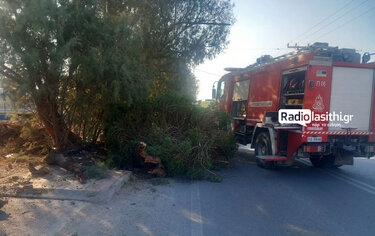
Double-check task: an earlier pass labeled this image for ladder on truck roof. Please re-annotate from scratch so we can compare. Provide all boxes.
[224,42,363,73]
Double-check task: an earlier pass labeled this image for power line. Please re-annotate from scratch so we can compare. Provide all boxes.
[310,5,375,43]
[298,0,370,44]
[229,47,287,51]
[195,69,222,77]
[289,0,355,44]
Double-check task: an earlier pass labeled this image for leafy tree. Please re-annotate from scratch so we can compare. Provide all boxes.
[0,0,234,152]
[126,0,235,95]
[0,0,146,150]
[0,0,79,151]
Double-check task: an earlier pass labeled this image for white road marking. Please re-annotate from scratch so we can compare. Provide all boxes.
[297,159,375,196]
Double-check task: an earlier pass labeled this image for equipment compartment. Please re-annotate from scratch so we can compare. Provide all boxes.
[280,67,307,109]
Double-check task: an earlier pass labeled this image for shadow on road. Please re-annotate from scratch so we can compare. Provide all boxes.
[0,210,10,221]
[231,147,338,180]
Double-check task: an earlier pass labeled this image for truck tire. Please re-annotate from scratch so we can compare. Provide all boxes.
[255,132,274,168]
[309,157,323,167]
[309,155,341,168]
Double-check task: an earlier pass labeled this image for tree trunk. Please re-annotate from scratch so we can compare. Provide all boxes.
[35,96,81,152]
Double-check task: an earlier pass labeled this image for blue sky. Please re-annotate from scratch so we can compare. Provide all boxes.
[195,0,375,100]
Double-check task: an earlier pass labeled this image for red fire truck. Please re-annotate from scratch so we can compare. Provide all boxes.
[213,43,375,168]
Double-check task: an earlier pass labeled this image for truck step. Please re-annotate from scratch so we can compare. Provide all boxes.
[256,155,287,161]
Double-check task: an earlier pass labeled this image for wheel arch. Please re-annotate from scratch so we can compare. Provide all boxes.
[251,124,277,155]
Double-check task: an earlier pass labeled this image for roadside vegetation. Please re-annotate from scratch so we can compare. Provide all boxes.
[105,92,237,179]
[0,0,237,179]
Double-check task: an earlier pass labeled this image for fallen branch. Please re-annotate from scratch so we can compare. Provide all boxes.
[137,142,166,177]
[44,152,88,183]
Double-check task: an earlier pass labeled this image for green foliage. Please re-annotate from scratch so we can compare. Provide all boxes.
[198,100,215,108]
[127,0,235,65]
[126,0,235,95]
[150,178,170,186]
[5,153,28,163]
[0,0,149,149]
[105,92,237,179]
[86,161,109,179]
[0,0,234,152]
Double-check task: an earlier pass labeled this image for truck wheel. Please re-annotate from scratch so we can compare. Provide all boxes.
[309,155,341,168]
[309,157,323,167]
[255,132,274,168]
[326,154,343,168]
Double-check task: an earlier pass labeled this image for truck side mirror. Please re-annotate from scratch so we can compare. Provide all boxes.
[212,88,216,99]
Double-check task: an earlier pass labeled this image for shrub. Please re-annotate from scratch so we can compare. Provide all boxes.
[104,91,237,179]
[86,161,109,179]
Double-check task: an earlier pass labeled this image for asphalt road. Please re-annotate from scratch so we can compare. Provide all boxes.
[186,146,375,236]
[133,145,375,236]
[3,146,375,235]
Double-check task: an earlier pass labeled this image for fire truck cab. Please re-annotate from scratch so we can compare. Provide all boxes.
[214,43,375,168]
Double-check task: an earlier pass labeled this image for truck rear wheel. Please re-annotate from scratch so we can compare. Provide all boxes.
[255,132,274,168]
[309,155,341,168]
[309,157,323,167]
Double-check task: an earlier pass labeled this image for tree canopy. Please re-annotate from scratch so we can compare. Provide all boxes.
[0,0,234,151]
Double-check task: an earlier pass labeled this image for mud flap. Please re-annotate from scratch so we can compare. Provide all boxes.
[334,149,354,165]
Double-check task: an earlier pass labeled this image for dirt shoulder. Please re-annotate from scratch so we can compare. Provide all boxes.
[0,154,94,197]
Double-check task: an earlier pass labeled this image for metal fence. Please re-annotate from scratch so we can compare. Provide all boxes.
[0,88,10,120]
[0,87,32,120]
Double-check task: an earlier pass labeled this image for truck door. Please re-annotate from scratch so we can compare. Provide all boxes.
[329,67,374,131]
[231,79,250,135]
[216,79,227,110]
